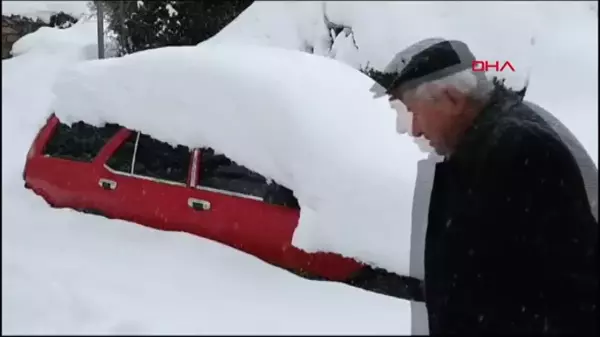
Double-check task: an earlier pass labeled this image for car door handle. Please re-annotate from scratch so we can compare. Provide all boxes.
[188,198,211,211]
[99,178,117,191]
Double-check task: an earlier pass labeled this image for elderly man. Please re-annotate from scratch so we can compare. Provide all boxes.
[371,39,598,334]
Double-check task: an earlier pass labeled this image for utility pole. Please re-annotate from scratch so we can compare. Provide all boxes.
[96,1,105,59]
[119,0,127,54]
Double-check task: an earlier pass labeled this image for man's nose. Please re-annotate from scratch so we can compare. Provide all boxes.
[411,116,423,137]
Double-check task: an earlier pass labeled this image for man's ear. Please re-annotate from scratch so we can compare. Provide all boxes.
[444,87,467,113]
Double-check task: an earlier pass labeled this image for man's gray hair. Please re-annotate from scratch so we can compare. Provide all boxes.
[412,69,494,103]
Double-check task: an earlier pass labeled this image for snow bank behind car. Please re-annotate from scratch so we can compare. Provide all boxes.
[51,43,429,277]
[1,0,91,23]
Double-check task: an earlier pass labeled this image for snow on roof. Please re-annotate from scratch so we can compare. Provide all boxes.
[51,43,429,276]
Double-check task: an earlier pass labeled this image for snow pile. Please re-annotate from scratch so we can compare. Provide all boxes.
[2,16,416,335]
[2,1,117,60]
[1,0,91,22]
[9,19,99,58]
[51,44,427,276]
[210,1,598,164]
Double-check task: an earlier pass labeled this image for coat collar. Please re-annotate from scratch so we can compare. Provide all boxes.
[444,86,519,164]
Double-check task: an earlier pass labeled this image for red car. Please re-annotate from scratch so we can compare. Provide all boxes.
[24,114,423,300]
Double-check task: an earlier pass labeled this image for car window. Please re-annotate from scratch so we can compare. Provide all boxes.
[197,148,300,209]
[106,131,192,185]
[106,132,136,173]
[43,121,121,162]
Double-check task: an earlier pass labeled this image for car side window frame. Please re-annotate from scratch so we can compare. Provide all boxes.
[193,147,264,201]
[195,179,264,201]
[103,131,193,187]
[189,148,201,188]
[193,147,300,209]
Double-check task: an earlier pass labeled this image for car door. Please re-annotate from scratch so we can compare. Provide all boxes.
[186,147,304,268]
[29,117,122,211]
[94,130,202,232]
[189,147,364,279]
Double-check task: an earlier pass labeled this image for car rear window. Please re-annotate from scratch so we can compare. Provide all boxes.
[106,131,191,185]
[43,120,121,162]
[197,148,300,209]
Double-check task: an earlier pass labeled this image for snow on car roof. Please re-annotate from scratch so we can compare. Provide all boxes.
[51,43,429,277]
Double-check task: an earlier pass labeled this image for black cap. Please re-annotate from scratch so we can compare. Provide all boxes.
[370,38,479,98]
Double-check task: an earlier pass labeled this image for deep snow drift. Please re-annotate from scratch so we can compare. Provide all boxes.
[210,1,598,165]
[51,44,427,277]
[2,18,415,335]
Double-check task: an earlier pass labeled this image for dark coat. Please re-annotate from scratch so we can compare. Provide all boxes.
[424,86,598,334]
[523,100,598,222]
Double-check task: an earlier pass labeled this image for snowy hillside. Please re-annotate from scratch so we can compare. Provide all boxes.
[210,1,598,164]
[2,16,418,336]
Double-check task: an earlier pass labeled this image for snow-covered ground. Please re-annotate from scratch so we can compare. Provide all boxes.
[2,11,417,337]
[2,189,412,334]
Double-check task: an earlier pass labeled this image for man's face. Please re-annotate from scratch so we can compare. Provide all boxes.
[390,84,466,155]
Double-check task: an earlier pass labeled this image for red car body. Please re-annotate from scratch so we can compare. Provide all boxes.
[23,114,363,281]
